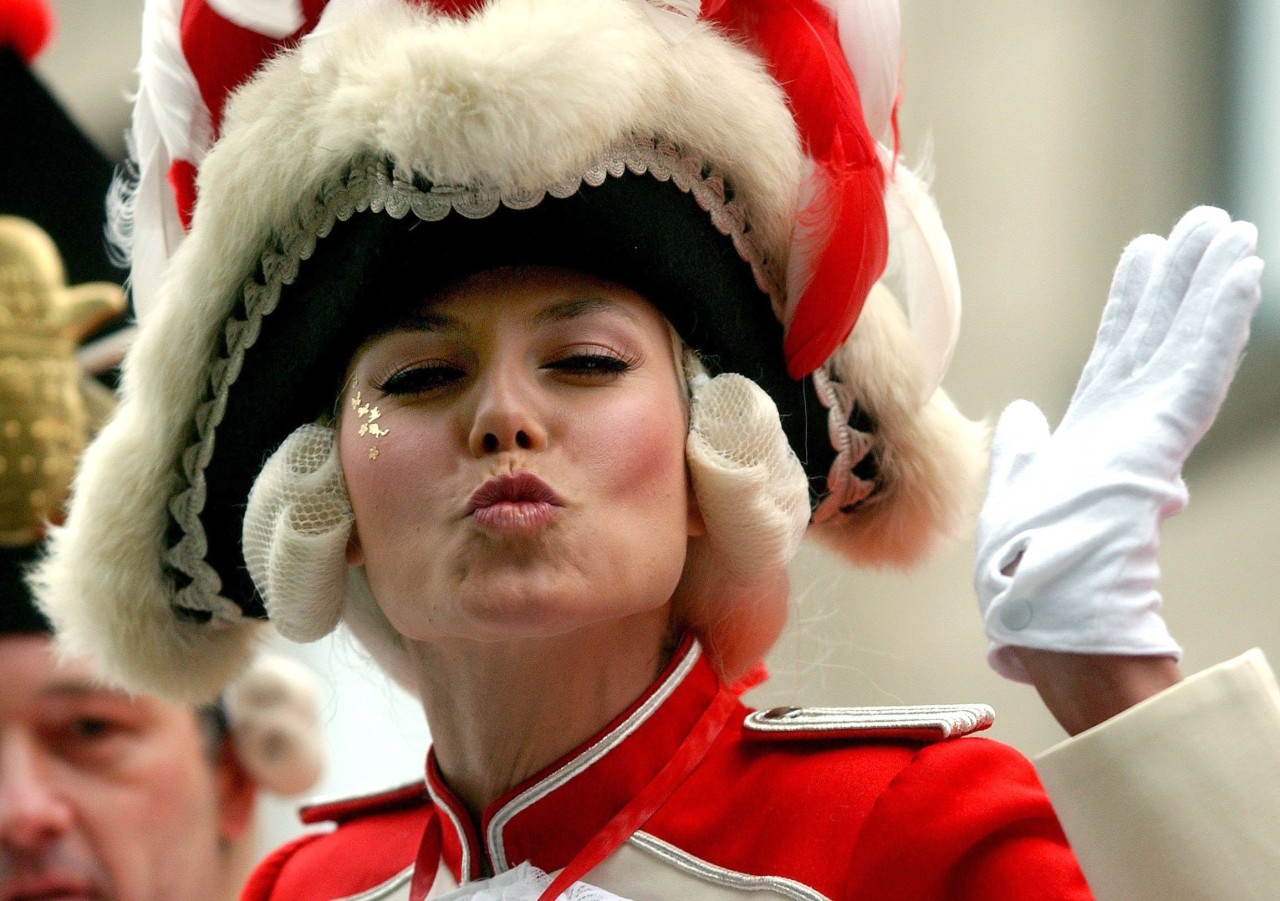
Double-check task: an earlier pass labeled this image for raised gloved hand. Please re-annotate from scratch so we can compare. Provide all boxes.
[975,207,1264,682]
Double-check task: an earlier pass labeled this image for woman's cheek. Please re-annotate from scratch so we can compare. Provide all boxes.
[340,419,406,528]
[592,401,688,503]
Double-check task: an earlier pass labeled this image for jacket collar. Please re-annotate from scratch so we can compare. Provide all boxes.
[424,635,720,882]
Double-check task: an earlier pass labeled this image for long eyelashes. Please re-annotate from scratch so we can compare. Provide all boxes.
[545,352,635,376]
[373,352,637,396]
[376,364,464,395]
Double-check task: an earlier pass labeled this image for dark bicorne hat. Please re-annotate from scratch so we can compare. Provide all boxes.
[34,0,985,700]
[1,0,127,635]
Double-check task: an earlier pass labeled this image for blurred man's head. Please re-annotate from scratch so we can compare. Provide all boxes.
[0,632,256,901]
[0,21,318,898]
[0,155,256,901]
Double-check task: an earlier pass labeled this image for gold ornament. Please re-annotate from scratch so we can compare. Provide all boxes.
[0,217,125,546]
[350,389,389,461]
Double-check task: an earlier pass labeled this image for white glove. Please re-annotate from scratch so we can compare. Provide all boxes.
[975,207,1264,682]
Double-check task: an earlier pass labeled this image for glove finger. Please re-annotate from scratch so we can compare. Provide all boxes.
[1209,256,1266,355]
[1072,233,1164,406]
[1128,206,1231,374]
[987,399,1051,490]
[1176,256,1264,442]
[1156,220,1258,365]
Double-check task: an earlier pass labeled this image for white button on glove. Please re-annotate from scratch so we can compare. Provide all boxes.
[975,207,1264,682]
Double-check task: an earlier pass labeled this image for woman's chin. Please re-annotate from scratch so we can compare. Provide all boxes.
[393,591,668,648]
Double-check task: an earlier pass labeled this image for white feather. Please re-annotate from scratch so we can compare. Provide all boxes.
[206,0,305,39]
[129,0,211,320]
[137,0,210,170]
[127,109,189,321]
[816,0,901,143]
[877,142,961,402]
[103,145,137,272]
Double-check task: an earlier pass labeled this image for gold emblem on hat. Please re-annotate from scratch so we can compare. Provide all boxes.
[0,217,125,546]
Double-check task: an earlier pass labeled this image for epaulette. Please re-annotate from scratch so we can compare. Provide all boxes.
[743,704,995,744]
[299,779,430,826]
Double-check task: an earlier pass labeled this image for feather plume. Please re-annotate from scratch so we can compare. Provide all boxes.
[713,0,888,379]
[816,0,900,145]
[878,142,961,402]
[103,137,138,272]
[126,0,209,320]
[204,0,305,39]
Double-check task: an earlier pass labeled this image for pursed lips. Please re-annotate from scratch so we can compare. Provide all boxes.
[465,471,564,513]
[465,472,564,532]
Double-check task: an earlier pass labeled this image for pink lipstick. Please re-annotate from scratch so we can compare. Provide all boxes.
[465,472,562,532]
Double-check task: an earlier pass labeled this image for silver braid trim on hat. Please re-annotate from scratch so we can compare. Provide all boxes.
[810,362,876,524]
[162,137,784,621]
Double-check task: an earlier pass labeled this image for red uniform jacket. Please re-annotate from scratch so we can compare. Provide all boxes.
[243,640,1093,900]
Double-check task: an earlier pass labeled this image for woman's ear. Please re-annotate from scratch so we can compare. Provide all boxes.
[215,737,258,841]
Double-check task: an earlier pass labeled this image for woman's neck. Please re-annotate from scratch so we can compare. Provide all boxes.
[408,608,673,823]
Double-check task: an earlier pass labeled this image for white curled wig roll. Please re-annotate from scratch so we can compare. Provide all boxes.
[243,422,419,691]
[33,0,985,701]
[680,356,811,680]
[242,423,352,642]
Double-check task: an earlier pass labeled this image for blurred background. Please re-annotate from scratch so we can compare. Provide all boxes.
[28,0,1279,861]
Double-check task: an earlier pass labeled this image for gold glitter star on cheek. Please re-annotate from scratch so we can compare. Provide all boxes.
[350,389,388,460]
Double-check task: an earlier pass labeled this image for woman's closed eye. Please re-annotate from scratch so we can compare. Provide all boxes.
[545,352,636,378]
[370,348,637,396]
[376,362,466,395]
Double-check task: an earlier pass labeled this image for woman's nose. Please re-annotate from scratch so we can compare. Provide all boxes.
[467,368,548,457]
[0,735,75,851]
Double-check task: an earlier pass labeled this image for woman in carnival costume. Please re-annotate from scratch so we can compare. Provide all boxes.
[30,0,1279,898]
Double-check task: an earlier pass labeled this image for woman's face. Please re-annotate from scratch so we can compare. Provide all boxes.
[340,266,699,645]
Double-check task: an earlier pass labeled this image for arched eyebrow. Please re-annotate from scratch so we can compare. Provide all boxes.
[381,311,461,335]
[381,296,640,336]
[533,296,642,327]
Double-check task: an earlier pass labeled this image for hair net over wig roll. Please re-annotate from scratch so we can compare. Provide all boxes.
[34,0,985,701]
[243,423,351,643]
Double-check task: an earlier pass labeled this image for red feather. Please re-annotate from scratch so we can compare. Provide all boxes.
[0,0,54,63]
[712,0,889,378]
[168,159,199,231]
